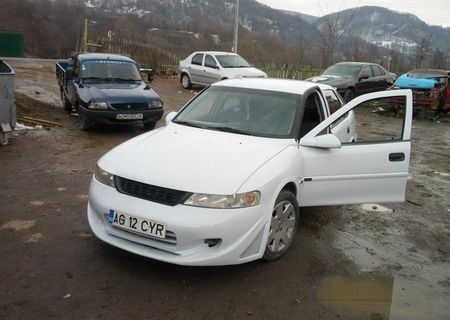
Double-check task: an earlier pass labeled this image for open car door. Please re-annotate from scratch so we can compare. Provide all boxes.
[299,89,413,206]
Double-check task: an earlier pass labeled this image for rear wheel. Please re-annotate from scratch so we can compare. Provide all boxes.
[263,190,299,261]
[181,74,191,89]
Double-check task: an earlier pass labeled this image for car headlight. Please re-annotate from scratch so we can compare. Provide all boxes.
[88,102,108,110]
[184,191,260,209]
[94,165,115,187]
[149,100,163,108]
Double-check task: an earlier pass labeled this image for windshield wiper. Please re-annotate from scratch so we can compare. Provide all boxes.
[105,77,141,82]
[173,120,209,129]
[209,126,256,136]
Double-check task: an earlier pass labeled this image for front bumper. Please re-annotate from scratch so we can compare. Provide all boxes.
[80,106,164,125]
[87,178,270,266]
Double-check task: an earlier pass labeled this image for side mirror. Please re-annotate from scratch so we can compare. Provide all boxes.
[300,133,342,149]
[165,111,177,125]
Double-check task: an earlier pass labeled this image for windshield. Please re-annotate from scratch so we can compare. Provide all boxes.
[322,64,362,78]
[80,60,141,81]
[173,86,300,138]
[215,55,251,68]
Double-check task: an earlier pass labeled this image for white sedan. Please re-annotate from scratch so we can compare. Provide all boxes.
[178,51,267,89]
[88,78,412,266]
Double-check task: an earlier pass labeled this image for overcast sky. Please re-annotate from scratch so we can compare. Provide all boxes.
[255,0,450,27]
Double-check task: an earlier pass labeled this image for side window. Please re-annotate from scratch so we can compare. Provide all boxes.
[330,96,406,144]
[204,55,217,69]
[300,92,323,138]
[371,65,383,77]
[191,54,204,66]
[323,89,343,114]
[360,66,373,79]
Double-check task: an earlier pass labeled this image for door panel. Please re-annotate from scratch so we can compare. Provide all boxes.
[299,89,413,207]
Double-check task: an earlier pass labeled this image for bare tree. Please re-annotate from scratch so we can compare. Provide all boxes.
[430,49,447,69]
[413,37,431,68]
[317,5,359,67]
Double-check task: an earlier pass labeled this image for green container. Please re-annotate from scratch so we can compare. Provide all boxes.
[0,31,24,57]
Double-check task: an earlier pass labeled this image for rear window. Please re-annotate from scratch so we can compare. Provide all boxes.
[191,54,204,66]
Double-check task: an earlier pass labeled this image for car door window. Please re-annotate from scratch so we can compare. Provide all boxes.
[300,92,324,138]
[191,54,204,66]
[330,96,406,144]
[323,89,343,114]
[371,65,383,77]
[204,55,217,69]
[360,66,373,79]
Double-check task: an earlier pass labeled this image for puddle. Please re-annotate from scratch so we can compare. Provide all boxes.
[360,203,392,212]
[318,277,450,320]
[318,276,393,317]
[25,233,43,243]
[1,220,36,231]
[30,200,44,206]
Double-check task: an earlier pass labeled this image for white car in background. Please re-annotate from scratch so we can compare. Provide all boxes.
[178,51,267,89]
[88,78,412,266]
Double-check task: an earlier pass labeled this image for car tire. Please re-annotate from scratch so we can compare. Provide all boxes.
[78,109,92,131]
[181,74,191,89]
[263,190,299,261]
[63,96,72,112]
[143,121,156,131]
[343,89,355,103]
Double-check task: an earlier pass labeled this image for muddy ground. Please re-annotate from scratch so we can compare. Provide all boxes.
[1,58,449,320]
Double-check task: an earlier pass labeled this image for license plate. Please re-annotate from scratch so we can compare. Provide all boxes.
[108,209,166,239]
[116,113,143,120]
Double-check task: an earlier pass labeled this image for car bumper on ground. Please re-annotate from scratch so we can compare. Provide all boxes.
[80,106,164,125]
[87,178,270,266]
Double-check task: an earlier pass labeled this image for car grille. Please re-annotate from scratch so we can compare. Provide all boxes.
[111,103,148,111]
[115,176,191,206]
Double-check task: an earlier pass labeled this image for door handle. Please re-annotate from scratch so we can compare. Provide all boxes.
[389,153,405,162]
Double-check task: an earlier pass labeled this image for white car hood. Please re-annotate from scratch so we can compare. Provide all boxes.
[224,67,266,78]
[99,124,291,195]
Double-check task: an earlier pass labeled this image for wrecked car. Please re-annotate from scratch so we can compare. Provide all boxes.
[392,69,450,111]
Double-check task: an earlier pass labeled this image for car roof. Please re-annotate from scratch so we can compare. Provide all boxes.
[211,78,335,95]
[191,51,239,56]
[76,53,136,63]
[334,62,377,66]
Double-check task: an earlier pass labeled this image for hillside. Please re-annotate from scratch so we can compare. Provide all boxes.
[1,0,448,71]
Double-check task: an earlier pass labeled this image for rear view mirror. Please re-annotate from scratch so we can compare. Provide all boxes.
[300,133,341,149]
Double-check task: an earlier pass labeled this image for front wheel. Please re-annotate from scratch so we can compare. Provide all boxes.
[78,110,92,131]
[263,190,299,261]
[181,74,191,89]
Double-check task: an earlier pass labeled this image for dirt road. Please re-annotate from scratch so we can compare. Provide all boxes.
[1,58,449,320]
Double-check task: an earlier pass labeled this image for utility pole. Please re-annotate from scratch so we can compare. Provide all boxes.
[83,18,88,52]
[232,0,239,53]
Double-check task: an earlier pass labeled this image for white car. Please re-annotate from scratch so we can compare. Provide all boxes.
[88,78,412,266]
[178,51,267,89]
